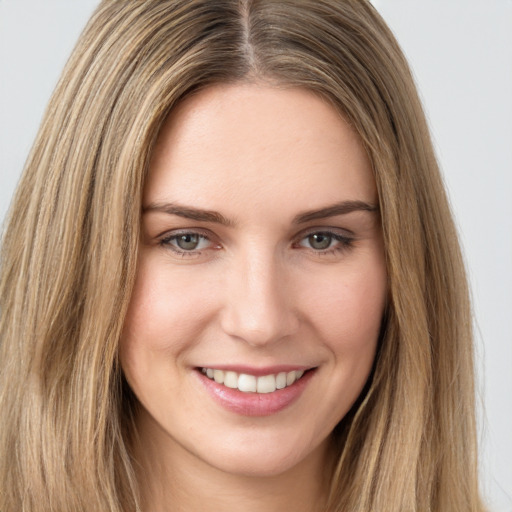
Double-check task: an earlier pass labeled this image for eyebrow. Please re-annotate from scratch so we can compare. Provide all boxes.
[143,202,235,226]
[143,200,378,226]
[292,200,379,224]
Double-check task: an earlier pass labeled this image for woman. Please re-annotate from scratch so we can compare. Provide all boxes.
[0,1,485,511]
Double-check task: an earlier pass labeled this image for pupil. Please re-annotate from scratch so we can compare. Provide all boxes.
[309,233,331,250]
[177,234,199,250]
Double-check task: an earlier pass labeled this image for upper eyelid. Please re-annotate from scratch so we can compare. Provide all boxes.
[294,226,355,240]
[157,227,351,238]
[157,227,214,241]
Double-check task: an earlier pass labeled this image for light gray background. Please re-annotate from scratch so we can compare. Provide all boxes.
[1,1,511,510]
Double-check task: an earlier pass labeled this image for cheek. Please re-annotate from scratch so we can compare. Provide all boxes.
[303,262,387,347]
[301,261,387,419]
[122,256,215,349]
[119,255,220,384]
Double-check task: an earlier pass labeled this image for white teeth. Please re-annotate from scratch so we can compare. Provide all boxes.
[238,373,257,392]
[276,372,287,389]
[201,368,307,394]
[223,371,238,389]
[257,374,276,393]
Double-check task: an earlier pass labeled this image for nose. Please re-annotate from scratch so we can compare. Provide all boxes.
[220,248,299,347]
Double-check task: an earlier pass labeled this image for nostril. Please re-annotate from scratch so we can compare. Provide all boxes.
[220,300,299,347]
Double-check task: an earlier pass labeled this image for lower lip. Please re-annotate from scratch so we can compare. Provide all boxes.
[196,369,315,417]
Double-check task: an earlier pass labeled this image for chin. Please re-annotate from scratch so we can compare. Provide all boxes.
[194,431,330,479]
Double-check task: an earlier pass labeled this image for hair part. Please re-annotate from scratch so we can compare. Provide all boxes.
[0,1,484,510]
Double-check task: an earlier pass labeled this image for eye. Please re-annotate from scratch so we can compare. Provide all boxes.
[173,233,205,251]
[159,231,214,254]
[304,233,333,250]
[296,230,353,253]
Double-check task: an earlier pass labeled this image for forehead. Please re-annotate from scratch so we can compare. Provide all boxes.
[145,83,376,220]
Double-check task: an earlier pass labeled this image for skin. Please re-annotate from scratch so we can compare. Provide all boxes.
[120,83,388,512]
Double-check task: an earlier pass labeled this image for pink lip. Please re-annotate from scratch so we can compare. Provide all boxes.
[196,368,315,417]
[198,364,311,376]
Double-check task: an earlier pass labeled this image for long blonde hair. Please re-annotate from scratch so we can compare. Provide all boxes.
[0,1,484,510]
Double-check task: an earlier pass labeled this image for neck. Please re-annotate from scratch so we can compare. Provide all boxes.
[132,411,335,512]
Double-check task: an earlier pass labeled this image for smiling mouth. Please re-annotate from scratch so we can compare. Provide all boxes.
[200,368,307,394]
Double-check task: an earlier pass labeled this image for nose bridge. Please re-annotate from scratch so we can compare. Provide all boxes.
[221,244,297,346]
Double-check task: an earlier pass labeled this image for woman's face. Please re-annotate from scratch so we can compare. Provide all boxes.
[120,84,387,477]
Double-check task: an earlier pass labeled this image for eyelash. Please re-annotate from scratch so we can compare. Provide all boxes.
[158,229,354,258]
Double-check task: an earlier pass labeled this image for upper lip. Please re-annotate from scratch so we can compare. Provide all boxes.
[196,364,314,376]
